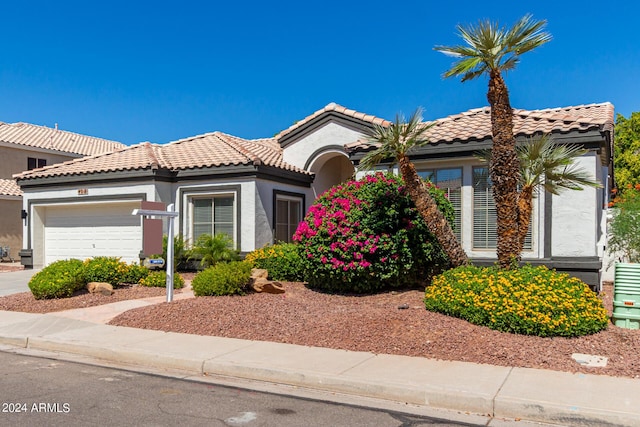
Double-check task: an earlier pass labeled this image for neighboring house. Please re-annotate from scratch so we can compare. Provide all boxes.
[14,102,614,288]
[0,122,125,261]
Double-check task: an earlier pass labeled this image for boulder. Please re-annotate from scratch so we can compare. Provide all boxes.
[251,277,285,294]
[251,268,269,279]
[87,282,114,296]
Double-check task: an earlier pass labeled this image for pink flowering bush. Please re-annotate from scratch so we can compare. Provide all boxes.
[294,172,454,293]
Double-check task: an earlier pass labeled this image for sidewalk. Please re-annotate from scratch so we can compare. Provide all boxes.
[1,293,639,427]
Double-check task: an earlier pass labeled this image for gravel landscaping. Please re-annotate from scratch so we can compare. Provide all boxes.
[1,277,638,379]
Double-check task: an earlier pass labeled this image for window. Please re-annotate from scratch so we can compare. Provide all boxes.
[418,168,462,241]
[27,157,46,170]
[192,195,235,243]
[274,192,304,243]
[472,166,532,250]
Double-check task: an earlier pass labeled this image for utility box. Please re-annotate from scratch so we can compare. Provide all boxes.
[612,263,640,329]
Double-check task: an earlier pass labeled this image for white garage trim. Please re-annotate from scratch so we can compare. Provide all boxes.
[42,201,142,266]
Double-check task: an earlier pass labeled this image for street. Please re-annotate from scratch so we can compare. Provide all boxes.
[0,350,487,427]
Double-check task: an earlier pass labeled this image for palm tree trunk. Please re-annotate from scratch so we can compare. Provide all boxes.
[398,155,468,267]
[487,70,521,269]
[516,185,534,256]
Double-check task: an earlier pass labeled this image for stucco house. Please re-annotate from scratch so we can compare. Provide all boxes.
[0,122,124,261]
[14,102,614,287]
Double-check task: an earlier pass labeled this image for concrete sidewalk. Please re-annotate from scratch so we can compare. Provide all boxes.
[0,302,639,426]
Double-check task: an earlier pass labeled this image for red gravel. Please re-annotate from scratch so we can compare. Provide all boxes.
[1,278,638,379]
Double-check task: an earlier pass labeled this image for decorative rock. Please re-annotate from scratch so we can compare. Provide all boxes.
[87,282,114,296]
[250,276,285,294]
[251,269,269,279]
[260,281,285,294]
[397,303,409,310]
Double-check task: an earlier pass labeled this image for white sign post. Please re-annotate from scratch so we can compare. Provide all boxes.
[132,203,180,302]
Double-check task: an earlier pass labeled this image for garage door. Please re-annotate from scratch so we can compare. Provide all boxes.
[44,202,142,265]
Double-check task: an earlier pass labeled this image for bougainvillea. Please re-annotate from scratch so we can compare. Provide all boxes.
[294,172,455,293]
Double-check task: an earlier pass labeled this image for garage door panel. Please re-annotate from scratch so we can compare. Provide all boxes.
[44,203,142,265]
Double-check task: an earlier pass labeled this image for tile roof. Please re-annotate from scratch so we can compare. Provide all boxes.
[346,102,614,152]
[0,122,125,156]
[0,178,21,196]
[14,102,614,182]
[275,102,391,141]
[15,133,310,181]
[14,142,163,180]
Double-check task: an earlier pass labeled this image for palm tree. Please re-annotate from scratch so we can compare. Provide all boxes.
[435,14,551,268]
[360,108,468,267]
[515,135,601,254]
[477,134,601,255]
[188,233,240,268]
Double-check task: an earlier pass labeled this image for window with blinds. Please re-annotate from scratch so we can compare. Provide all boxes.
[417,168,462,241]
[275,195,302,243]
[192,196,235,242]
[472,166,532,250]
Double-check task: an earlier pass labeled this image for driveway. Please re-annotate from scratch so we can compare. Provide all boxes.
[0,268,39,296]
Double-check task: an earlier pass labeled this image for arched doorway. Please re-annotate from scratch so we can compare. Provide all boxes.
[307,150,355,198]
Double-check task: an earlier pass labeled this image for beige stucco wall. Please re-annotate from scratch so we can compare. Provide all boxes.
[0,145,74,179]
[0,197,22,260]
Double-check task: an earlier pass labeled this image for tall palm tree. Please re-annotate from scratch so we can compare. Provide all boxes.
[360,108,468,267]
[435,14,551,269]
[515,135,601,254]
[478,135,602,256]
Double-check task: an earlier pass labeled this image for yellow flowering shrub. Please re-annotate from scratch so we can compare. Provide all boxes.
[28,259,86,299]
[245,243,304,281]
[424,265,608,337]
[138,271,184,289]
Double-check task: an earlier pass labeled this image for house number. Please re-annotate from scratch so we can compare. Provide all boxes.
[77,189,88,195]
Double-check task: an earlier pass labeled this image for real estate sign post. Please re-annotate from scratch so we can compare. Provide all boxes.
[132,203,179,302]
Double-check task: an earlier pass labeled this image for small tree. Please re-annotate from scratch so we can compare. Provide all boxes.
[608,185,640,263]
[614,112,640,190]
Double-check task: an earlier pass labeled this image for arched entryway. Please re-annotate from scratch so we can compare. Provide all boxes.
[306,150,355,198]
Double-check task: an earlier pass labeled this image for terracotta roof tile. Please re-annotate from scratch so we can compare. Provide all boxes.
[346,102,614,152]
[0,178,21,196]
[0,122,125,156]
[14,102,613,182]
[275,102,391,141]
[14,142,163,180]
[15,132,310,181]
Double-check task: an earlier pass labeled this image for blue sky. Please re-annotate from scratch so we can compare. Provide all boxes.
[0,1,638,145]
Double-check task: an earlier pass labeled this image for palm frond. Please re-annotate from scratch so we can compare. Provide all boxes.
[435,14,550,80]
[359,108,433,170]
[479,135,601,196]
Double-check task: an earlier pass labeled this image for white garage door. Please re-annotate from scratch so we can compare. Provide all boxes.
[44,202,142,265]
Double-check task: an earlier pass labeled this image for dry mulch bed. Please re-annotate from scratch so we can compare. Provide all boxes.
[1,277,638,379]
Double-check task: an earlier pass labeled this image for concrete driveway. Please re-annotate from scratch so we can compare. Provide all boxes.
[0,269,38,296]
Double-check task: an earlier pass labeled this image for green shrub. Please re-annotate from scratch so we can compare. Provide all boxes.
[191,261,252,296]
[150,234,189,271]
[119,263,150,284]
[245,243,304,281]
[608,184,640,263]
[82,256,131,285]
[424,265,609,337]
[294,172,453,293]
[188,233,240,268]
[28,259,86,299]
[138,271,184,288]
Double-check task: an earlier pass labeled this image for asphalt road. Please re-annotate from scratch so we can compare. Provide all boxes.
[0,351,491,427]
